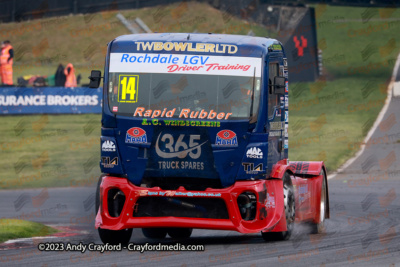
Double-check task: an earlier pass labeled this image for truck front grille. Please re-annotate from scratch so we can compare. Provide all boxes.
[133,197,229,219]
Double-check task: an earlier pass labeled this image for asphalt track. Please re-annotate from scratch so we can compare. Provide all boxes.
[1,94,400,266]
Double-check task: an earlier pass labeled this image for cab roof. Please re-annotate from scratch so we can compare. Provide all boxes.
[110,33,282,58]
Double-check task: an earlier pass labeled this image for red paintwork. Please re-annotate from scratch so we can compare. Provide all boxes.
[95,161,328,233]
[288,161,329,223]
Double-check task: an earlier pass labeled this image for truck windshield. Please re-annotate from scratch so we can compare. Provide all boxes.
[107,53,262,120]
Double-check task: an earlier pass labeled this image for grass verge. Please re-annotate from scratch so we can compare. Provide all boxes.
[0,219,58,243]
[0,114,101,189]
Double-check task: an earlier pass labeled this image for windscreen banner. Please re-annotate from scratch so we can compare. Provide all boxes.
[0,87,102,114]
[110,53,262,77]
[108,53,262,120]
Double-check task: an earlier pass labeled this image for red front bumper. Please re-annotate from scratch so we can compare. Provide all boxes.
[95,176,287,234]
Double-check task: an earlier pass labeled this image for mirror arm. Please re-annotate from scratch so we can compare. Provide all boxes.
[88,76,103,81]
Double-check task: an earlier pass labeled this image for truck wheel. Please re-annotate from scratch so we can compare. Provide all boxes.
[167,228,193,239]
[262,172,295,241]
[310,170,327,234]
[96,175,132,245]
[142,228,168,239]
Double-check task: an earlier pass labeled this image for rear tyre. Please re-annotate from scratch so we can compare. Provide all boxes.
[310,170,327,234]
[96,175,132,245]
[262,172,295,241]
[167,228,193,239]
[142,228,168,239]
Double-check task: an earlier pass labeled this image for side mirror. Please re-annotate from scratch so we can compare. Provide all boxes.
[88,70,102,88]
[274,76,285,95]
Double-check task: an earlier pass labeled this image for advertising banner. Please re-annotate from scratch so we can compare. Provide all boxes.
[0,87,102,114]
[109,53,262,77]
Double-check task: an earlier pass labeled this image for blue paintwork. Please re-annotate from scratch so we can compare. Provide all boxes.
[99,33,288,188]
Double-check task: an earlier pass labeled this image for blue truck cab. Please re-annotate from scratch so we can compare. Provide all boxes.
[91,33,328,244]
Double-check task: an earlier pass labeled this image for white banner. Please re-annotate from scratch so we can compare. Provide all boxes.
[109,53,262,77]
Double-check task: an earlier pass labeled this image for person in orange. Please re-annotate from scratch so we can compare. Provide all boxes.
[64,63,77,87]
[0,40,14,85]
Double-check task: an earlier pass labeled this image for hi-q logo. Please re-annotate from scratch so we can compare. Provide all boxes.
[125,127,147,143]
[102,140,116,152]
[215,130,238,146]
[246,147,263,159]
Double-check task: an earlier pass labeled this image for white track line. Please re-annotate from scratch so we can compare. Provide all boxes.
[327,53,400,180]
[3,236,59,244]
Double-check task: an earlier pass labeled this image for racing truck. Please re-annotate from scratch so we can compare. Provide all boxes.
[89,33,329,244]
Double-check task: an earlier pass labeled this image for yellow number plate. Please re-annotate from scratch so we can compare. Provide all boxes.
[118,75,139,103]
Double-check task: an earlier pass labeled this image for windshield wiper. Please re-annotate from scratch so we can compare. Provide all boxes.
[249,67,256,120]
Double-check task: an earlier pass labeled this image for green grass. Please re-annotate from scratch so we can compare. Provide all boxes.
[0,219,58,243]
[289,77,387,170]
[0,114,101,189]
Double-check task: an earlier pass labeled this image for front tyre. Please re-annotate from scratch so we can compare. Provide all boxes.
[142,228,168,239]
[262,172,295,241]
[95,175,132,245]
[98,228,133,245]
[168,228,193,239]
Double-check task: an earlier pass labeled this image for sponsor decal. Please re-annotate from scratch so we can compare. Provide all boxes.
[285,111,289,123]
[270,122,284,131]
[158,161,204,170]
[299,184,308,194]
[285,96,288,108]
[298,184,310,204]
[125,127,147,143]
[148,128,216,176]
[134,41,238,54]
[133,107,232,120]
[112,106,118,112]
[101,157,118,168]
[102,140,116,152]
[289,162,310,174]
[246,147,263,159]
[135,190,221,197]
[117,75,139,103]
[266,193,276,208]
[242,162,263,174]
[269,130,281,137]
[285,124,288,136]
[285,81,289,92]
[142,119,220,127]
[283,58,288,69]
[155,133,206,159]
[109,53,262,77]
[275,109,281,117]
[0,95,99,107]
[215,130,238,146]
[284,139,288,149]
